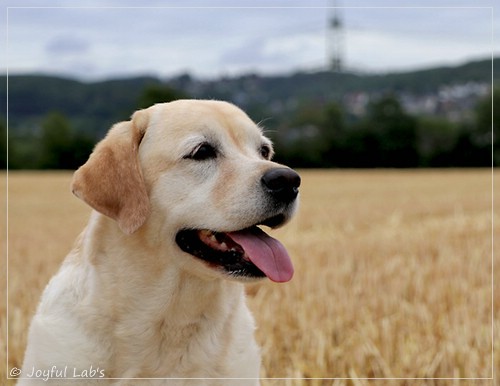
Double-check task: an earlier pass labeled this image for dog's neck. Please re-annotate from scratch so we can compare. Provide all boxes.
[77,211,246,320]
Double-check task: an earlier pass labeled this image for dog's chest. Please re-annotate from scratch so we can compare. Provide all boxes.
[112,315,258,382]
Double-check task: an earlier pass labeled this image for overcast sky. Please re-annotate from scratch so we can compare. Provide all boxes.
[2,0,499,80]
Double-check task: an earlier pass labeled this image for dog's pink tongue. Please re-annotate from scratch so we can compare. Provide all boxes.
[228,228,294,283]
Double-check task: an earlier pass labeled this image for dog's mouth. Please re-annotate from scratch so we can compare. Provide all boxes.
[175,215,294,283]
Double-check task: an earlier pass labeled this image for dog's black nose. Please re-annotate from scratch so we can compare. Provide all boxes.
[261,168,301,203]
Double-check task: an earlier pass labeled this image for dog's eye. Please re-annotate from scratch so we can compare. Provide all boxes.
[188,143,217,161]
[260,145,271,160]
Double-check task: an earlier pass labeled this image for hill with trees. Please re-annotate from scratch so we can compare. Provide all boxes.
[1,57,498,169]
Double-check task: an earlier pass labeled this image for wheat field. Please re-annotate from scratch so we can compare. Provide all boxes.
[1,169,499,386]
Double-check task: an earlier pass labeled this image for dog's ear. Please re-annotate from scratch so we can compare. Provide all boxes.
[71,109,150,235]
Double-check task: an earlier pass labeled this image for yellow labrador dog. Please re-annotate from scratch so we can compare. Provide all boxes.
[19,100,300,385]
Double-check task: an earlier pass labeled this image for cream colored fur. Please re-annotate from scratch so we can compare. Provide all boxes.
[18,100,298,385]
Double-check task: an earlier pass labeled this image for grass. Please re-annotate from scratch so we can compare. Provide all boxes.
[1,169,498,386]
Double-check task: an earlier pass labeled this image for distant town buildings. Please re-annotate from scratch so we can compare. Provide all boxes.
[343,81,490,122]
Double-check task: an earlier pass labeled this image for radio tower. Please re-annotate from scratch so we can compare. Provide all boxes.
[327,0,344,72]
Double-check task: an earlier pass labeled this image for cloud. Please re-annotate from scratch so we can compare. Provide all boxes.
[4,2,498,80]
[45,36,90,56]
[221,38,279,66]
[345,7,494,72]
[220,29,325,76]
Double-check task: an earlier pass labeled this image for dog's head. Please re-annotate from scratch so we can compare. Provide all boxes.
[72,100,300,283]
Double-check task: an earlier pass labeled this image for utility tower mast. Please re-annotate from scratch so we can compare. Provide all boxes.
[327,0,344,72]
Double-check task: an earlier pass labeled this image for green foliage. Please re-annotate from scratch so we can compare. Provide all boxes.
[363,96,418,167]
[417,117,460,167]
[475,87,499,165]
[40,112,74,168]
[137,84,188,109]
[274,102,346,167]
[4,75,160,139]
[0,118,6,169]
[274,92,496,168]
[318,102,349,167]
[2,58,498,169]
[439,87,499,167]
[40,112,95,170]
[9,112,95,170]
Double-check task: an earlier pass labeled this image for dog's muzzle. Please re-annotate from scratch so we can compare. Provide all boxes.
[176,167,301,283]
[261,167,301,203]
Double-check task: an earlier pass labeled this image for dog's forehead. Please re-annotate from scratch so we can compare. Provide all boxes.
[150,100,266,147]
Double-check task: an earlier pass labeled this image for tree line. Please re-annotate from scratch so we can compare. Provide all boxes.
[1,85,498,170]
[272,89,498,168]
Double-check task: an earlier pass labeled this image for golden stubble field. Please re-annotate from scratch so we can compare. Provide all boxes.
[1,169,499,386]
